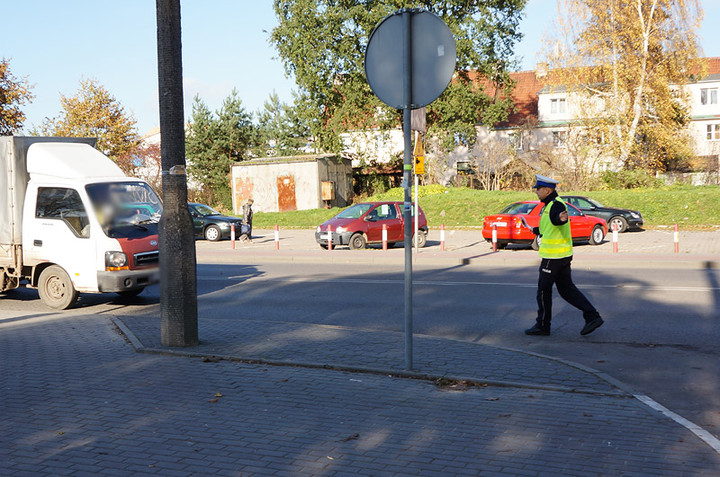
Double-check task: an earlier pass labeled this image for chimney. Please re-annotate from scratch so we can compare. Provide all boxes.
[536,62,548,78]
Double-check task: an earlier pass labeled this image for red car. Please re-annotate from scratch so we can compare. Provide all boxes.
[482,201,607,250]
[316,202,428,250]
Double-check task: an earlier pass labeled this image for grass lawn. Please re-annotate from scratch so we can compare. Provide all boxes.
[252,184,720,230]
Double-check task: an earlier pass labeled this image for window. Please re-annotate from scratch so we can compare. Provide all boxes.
[575,198,594,208]
[374,134,386,151]
[550,98,567,114]
[508,132,522,150]
[701,88,718,105]
[500,202,537,215]
[552,131,567,147]
[706,124,720,141]
[36,187,90,238]
[368,203,398,220]
[567,204,582,217]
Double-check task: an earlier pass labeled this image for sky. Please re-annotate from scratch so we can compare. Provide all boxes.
[3,0,720,135]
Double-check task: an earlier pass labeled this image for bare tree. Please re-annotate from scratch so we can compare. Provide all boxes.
[471,138,514,190]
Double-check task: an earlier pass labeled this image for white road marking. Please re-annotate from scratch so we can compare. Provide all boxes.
[634,394,720,455]
[219,276,720,292]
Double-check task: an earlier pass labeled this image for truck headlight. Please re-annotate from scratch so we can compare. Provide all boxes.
[106,251,128,270]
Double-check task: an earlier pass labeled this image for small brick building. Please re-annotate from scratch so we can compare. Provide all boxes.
[230,154,353,214]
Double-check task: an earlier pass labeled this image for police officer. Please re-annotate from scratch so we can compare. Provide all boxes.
[525,174,604,336]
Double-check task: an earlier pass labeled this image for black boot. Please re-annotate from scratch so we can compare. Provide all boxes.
[525,324,550,336]
[580,316,604,336]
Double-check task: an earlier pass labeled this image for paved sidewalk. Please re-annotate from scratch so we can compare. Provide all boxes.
[3,313,720,476]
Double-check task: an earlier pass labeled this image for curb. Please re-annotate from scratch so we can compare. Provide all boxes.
[110,316,627,398]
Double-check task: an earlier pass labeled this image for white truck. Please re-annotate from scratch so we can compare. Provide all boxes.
[0,136,162,309]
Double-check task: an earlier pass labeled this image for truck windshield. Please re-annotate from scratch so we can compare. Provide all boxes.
[85,182,162,238]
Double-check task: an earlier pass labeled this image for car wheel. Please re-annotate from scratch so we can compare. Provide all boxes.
[589,225,605,245]
[608,216,628,233]
[531,235,541,251]
[349,233,367,250]
[117,287,145,298]
[38,265,78,310]
[204,225,222,241]
[412,231,427,248]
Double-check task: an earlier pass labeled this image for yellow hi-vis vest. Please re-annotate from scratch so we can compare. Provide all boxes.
[538,198,573,259]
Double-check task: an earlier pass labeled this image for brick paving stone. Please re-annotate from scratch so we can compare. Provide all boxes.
[3,313,720,476]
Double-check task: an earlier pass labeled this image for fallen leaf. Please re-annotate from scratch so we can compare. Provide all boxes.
[485,397,500,401]
[340,433,360,442]
[214,392,223,397]
[327,456,334,460]
[202,356,222,363]
[209,398,219,403]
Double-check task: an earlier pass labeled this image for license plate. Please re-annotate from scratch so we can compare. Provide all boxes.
[494,222,507,227]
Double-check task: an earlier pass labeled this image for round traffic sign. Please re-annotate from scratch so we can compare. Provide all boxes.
[365,10,456,109]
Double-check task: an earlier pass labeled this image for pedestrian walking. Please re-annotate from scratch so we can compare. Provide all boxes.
[242,199,254,241]
[524,175,604,336]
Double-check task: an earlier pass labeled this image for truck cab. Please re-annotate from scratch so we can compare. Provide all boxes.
[1,137,161,309]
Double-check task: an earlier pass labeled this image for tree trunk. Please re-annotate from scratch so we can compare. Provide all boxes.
[619,0,658,167]
[156,0,198,346]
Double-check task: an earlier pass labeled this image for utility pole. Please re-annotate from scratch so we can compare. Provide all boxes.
[156,0,198,346]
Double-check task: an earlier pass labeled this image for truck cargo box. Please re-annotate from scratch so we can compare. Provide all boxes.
[0,136,96,268]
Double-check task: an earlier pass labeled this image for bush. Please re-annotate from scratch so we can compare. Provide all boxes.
[600,169,664,189]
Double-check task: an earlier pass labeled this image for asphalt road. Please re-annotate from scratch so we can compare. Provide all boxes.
[2,257,719,440]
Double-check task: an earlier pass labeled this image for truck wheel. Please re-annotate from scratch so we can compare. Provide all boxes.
[204,225,222,241]
[348,233,367,250]
[38,265,78,310]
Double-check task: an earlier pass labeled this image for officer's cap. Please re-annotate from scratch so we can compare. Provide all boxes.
[532,174,559,189]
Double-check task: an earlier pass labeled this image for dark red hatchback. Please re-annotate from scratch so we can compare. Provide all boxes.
[315,202,428,250]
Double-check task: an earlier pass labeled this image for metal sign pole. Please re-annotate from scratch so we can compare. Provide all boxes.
[364,8,455,372]
[402,10,413,370]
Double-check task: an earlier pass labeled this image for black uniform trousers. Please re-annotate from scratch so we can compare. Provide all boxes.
[536,256,599,330]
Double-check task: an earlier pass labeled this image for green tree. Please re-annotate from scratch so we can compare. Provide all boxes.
[544,0,704,171]
[271,0,526,152]
[256,91,309,156]
[35,78,140,174]
[0,58,35,135]
[185,90,255,209]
